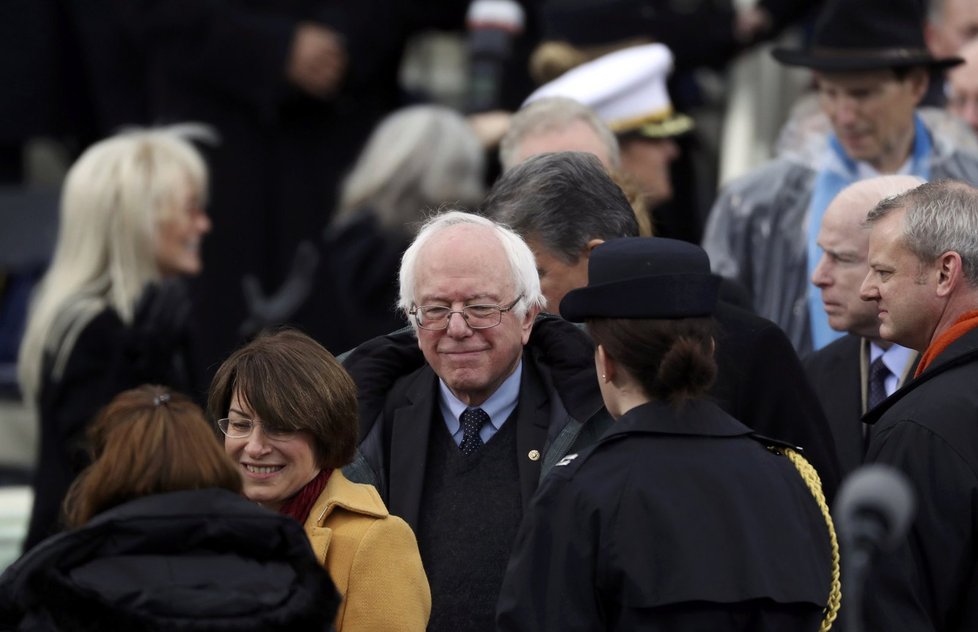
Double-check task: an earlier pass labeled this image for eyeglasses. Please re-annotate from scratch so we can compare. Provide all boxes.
[216,418,299,442]
[409,296,522,331]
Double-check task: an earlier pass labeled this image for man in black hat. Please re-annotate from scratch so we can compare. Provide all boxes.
[702,0,978,357]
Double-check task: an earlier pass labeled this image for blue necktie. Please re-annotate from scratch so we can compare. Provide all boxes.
[460,408,490,455]
[867,356,891,410]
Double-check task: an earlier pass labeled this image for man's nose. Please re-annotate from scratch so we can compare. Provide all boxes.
[859,272,877,301]
[812,255,832,288]
[445,310,473,337]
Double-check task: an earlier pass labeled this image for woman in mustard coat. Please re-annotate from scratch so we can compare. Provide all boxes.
[209,328,430,631]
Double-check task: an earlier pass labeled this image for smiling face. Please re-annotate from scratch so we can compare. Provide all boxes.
[155,180,211,277]
[812,198,882,338]
[412,224,536,406]
[223,389,321,511]
[860,209,942,350]
[816,69,927,173]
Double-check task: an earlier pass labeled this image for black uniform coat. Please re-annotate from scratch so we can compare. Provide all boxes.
[497,398,833,631]
[861,327,978,632]
[496,399,833,632]
[1,488,338,631]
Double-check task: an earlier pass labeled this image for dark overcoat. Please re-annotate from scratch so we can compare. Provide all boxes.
[861,327,978,632]
[496,399,833,632]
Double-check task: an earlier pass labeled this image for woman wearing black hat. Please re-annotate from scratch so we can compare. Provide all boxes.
[496,237,840,631]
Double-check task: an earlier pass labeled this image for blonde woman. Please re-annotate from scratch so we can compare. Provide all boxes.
[18,126,212,550]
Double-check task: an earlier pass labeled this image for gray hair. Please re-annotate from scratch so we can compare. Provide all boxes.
[866,179,978,286]
[335,105,485,233]
[18,126,210,402]
[498,97,620,172]
[483,152,639,264]
[397,210,546,328]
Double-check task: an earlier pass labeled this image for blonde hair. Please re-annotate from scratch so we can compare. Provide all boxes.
[17,126,211,403]
[529,38,651,85]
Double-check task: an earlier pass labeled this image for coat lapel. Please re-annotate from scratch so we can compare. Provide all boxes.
[514,358,550,509]
[386,368,437,532]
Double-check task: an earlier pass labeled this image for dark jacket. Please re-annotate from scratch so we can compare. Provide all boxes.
[340,314,612,531]
[711,300,841,500]
[803,334,865,475]
[26,306,197,551]
[496,399,833,632]
[861,327,978,632]
[0,488,338,631]
[302,210,411,352]
[803,334,917,476]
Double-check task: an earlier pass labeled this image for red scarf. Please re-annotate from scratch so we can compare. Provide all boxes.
[279,468,333,524]
[914,310,978,377]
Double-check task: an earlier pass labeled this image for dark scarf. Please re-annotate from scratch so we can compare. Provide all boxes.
[279,468,333,524]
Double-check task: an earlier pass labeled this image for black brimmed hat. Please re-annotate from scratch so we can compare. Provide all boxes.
[771,0,962,72]
[560,237,720,322]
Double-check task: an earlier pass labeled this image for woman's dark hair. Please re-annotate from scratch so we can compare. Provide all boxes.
[207,328,359,469]
[64,385,242,527]
[588,317,717,407]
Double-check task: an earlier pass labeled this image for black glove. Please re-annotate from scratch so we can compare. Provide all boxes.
[238,240,320,339]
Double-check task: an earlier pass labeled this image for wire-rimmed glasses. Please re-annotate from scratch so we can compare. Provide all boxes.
[409,295,523,331]
[216,417,298,442]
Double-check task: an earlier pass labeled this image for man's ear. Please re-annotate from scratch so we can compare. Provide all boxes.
[907,66,930,105]
[584,238,605,257]
[936,250,964,297]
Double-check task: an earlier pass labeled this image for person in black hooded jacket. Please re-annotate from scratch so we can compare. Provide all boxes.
[0,385,338,631]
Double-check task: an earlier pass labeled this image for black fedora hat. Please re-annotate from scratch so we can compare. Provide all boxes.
[560,237,720,322]
[771,0,962,72]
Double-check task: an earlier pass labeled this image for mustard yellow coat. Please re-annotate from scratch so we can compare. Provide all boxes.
[303,470,431,632]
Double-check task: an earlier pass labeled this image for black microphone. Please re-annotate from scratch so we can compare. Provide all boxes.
[833,463,916,632]
[465,0,525,113]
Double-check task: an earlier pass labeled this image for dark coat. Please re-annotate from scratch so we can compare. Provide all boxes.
[25,307,197,551]
[861,327,978,632]
[711,301,842,500]
[341,314,612,532]
[0,488,338,631]
[803,334,917,476]
[804,334,865,475]
[302,210,411,353]
[496,399,833,632]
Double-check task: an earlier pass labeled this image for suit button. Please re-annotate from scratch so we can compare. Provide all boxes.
[528,449,540,461]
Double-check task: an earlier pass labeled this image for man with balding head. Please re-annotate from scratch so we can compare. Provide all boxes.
[803,176,922,475]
